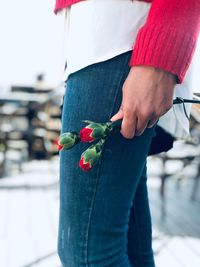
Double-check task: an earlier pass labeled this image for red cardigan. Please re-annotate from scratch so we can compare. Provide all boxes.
[54,0,200,83]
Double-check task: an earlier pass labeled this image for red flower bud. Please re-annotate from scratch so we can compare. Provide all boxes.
[78,138,105,171]
[80,120,114,143]
[79,156,92,171]
[55,132,80,151]
[80,127,95,142]
[53,138,64,151]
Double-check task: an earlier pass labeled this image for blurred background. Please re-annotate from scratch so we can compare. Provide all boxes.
[0,1,200,266]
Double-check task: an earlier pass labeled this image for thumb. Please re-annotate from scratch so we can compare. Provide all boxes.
[110,107,123,122]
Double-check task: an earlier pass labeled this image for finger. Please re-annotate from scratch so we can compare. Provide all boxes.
[135,116,149,136]
[110,105,123,122]
[120,113,137,139]
[147,118,159,128]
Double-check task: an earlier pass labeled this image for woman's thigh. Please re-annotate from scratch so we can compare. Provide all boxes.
[58,51,156,267]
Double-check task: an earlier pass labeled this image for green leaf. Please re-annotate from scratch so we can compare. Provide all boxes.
[81,120,95,124]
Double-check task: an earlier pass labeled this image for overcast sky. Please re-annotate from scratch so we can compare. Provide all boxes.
[0,0,64,91]
[0,0,200,93]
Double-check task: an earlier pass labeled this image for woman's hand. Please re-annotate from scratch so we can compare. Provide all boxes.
[110,65,177,139]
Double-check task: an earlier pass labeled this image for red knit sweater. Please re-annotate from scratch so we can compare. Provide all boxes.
[54,0,200,83]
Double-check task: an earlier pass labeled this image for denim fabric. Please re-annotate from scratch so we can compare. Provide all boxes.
[57,50,156,267]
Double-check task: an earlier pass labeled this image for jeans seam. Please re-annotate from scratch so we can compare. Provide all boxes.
[108,68,130,121]
[84,155,104,266]
[132,205,143,267]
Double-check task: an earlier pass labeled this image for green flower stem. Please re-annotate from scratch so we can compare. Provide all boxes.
[173,97,200,105]
[110,119,123,129]
[105,119,123,138]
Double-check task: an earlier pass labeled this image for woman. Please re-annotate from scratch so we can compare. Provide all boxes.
[54,0,200,266]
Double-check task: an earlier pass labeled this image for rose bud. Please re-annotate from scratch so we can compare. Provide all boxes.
[56,131,80,151]
[80,120,114,143]
[79,139,105,171]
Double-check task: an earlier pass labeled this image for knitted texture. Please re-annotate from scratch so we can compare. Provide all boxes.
[128,0,200,83]
[54,0,200,84]
[54,0,85,13]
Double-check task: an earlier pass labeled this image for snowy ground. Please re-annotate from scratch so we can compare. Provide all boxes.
[0,149,199,267]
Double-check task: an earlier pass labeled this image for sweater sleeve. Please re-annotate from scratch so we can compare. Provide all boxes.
[129,0,200,84]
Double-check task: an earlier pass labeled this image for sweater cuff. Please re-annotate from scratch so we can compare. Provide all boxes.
[129,23,198,84]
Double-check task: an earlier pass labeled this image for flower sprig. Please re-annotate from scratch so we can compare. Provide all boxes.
[79,120,119,142]
[54,131,80,151]
[54,96,200,172]
[54,119,122,171]
[79,138,106,171]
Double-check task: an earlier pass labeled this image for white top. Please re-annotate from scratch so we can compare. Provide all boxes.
[58,0,195,139]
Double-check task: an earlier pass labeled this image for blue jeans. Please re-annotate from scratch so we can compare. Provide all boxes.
[58,51,156,267]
